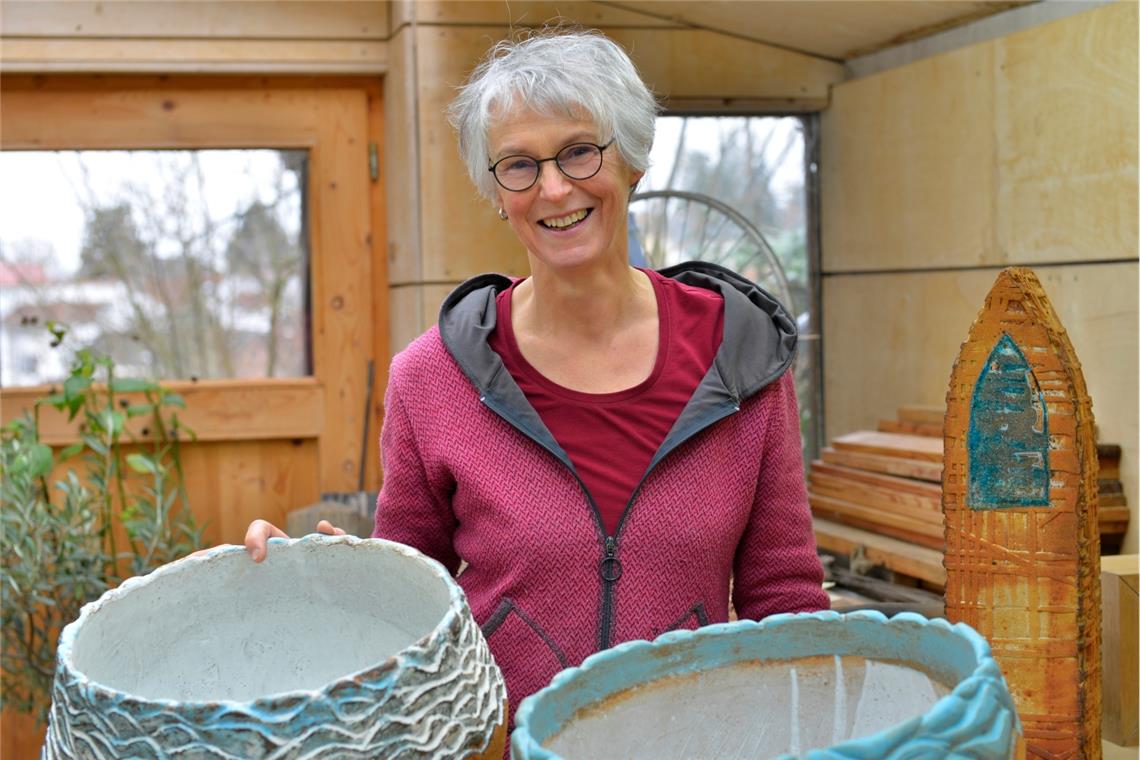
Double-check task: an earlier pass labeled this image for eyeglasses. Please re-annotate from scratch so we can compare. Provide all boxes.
[488,138,615,192]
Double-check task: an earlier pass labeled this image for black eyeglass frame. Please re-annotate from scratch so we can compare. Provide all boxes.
[488,138,616,192]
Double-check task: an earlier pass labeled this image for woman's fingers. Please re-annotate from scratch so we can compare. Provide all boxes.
[315,520,347,536]
[244,519,290,563]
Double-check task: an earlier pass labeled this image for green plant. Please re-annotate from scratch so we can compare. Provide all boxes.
[1,325,203,723]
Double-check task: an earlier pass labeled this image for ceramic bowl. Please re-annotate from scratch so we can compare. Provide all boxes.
[512,610,1018,759]
[44,534,507,759]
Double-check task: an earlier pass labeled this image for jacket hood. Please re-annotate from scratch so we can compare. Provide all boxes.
[437,261,798,480]
[438,261,797,403]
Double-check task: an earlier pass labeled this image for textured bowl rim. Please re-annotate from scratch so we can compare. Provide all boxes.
[511,609,1020,759]
[53,533,466,710]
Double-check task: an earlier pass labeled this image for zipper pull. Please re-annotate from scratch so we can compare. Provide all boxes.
[600,537,622,582]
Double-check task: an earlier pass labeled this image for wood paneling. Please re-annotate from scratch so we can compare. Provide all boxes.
[0,1,390,74]
[0,380,324,444]
[384,26,421,287]
[308,87,377,490]
[821,43,998,272]
[1,1,389,39]
[823,263,1139,554]
[389,283,461,355]
[821,2,1137,273]
[391,0,679,30]
[0,38,389,74]
[995,1,1138,264]
[607,1,1026,59]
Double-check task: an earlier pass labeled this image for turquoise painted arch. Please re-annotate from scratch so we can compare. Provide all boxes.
[967,333,1050,509]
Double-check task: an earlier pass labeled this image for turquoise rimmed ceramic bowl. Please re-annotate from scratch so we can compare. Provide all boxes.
[512,610,1019,759]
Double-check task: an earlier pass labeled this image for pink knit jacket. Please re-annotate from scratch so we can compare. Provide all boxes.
[373,263,828,717]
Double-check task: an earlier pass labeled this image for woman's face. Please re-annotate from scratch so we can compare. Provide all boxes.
[487,106,643,273]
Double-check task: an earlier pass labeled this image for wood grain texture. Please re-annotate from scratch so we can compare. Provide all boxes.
[1100,555,1139,746]
[309,87,376,491]
[943,267,1101,758]
[1,1,390,73]
[812,517,946,586]
[819,446,943,483]
[831,430,943,463]
[821,1,1137,273]
[0,380,324,444]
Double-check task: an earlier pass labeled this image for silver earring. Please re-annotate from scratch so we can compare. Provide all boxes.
[498,208,508,221]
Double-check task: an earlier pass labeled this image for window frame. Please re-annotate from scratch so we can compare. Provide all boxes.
[0,75,388,492]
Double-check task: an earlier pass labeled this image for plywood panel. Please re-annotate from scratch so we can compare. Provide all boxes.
[385,26,422,286]
[389,283,460,356]
[0,39,389,74]
[605,27,844,104]
[995,1,1138,264]
[823,263,1138,553]
[612,1,1025,59]
[392,0,680,29]
[1,1,389,40]
[821,42,998,273]
[821,3,1137,274]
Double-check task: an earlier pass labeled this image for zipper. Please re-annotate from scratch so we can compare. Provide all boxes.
[481,391,742,652]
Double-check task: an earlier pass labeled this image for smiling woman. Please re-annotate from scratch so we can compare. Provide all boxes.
[242,28,829,739]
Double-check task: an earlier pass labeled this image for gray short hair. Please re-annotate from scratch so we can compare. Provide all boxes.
[447,28,660,202]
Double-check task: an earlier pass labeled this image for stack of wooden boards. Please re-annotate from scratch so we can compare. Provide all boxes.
[810,406,1131,588]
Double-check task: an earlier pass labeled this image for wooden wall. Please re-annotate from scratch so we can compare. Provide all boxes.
[383,0,844,352]
[821,1,1139,553]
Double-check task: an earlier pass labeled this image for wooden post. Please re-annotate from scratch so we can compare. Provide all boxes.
[943,267,1101,758]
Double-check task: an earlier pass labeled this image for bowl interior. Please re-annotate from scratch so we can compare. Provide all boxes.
[544,654,950,759]
[68,539,451,702]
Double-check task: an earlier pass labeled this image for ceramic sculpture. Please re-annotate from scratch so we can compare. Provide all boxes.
[944,267,1101,758]
[44,534,507,759]
[511,611,1019,759]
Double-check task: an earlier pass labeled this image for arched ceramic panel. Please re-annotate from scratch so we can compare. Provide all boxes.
[967,333,1049,509]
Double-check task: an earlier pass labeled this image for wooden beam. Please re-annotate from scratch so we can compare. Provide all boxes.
[0,380,325,443]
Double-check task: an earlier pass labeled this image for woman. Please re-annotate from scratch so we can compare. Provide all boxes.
[246,28,827,717]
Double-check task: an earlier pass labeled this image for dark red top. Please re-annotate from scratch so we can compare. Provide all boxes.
[489,269,724,535]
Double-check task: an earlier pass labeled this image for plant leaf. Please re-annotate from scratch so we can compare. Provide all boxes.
[63,374,92,401]
[161,394,186,409]
[110,378,156,394]
[125,404,152,418]
[27,444,54,478]
[58,443,84,462]
[126,453,160,475]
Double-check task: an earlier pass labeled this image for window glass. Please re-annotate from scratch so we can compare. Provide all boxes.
[634,116,821,459]
[0,149,309,385]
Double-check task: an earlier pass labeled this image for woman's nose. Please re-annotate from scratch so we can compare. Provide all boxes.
[536,161,573,200]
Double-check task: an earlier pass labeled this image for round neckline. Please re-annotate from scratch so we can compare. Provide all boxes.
[498,270,669,403]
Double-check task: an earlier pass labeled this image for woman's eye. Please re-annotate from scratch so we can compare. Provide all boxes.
[504,158,535,173]
[563,145,593,160]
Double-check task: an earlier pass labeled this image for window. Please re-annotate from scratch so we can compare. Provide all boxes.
[0,149,309,384]
[634,115,822,459]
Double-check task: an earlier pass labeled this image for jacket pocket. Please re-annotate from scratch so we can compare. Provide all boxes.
[481,598,569,706]
[662,602,710,634]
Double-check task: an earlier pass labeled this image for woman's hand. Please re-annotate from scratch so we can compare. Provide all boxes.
[243,519,346,563]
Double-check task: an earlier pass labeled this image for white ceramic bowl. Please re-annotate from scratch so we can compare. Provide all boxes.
[44,534,507,759]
